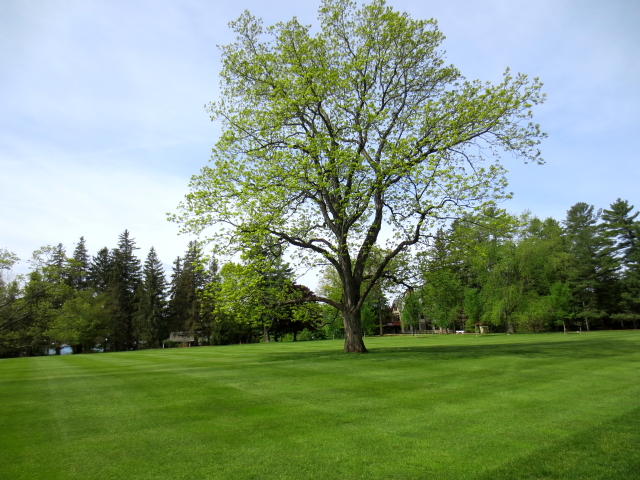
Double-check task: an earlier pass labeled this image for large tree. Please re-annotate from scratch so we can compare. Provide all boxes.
[133,247,168,348]
[563,203,609,330]
[173,0,546,352]
[108,230,142,350]
[601,199,640,328]
[68,237,90,291]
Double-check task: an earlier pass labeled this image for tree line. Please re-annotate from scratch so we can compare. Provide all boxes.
[2,198,639,357]
[0,231,324,358]
[399,199,640,334]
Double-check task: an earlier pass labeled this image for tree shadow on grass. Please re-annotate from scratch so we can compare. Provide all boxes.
[472,406,640,480]
[251,335,640,364]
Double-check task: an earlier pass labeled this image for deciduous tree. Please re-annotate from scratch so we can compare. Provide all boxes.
[172,0,546,352]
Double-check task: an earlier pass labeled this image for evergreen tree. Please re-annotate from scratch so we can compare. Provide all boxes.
[601,199,639,265]
[563,203,608,330]
[108,230,142,350]
[68,237,90,290]
[168,242,212,345]
[602,199,640,328]
[89,248,113,293]
[167,256,182,336]
[50,244,68,283]
[133,247,168,348]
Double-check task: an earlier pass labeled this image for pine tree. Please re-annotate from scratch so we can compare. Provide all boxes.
[563,203,608,330]
[50,243,68,283]
[108,230,142,350]
[133,247,168,348]
[602,199,640,328]
[89,248,113,293]
[68,237,90,290]
[601,199,640,264]
[168,242,208,345]
[167,255,184,337]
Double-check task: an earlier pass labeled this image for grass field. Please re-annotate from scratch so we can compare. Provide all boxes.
[1,332,639,480]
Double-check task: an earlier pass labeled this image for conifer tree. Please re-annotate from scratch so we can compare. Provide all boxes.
[563,203,608,330]
[68,237,90,290]
[50,244,68,283]
[601,199,640,264]
[601,199,640,328]
[133,247,168,348]
[168,242,209,344]
[89,248,113,293]
[167,255,184,336]
[108,230,142,350]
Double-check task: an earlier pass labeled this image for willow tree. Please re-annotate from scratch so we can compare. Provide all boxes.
[173,0,546,352]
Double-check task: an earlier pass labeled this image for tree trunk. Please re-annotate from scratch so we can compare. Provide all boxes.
[263,325,271,342]
[582,301,590,331]
[342,308,367,353]
[563,320,566,334]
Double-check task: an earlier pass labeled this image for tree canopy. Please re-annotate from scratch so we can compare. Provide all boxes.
[172,0,546,352]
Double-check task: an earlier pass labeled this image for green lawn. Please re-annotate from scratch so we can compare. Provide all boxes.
[1,332,639,480]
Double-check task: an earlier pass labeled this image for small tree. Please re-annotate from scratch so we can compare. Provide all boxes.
[548,281,571,333]
[400,291,421,333]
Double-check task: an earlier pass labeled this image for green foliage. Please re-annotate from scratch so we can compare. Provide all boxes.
[421,269,463,330]
[89,247,112,293]
[463,288,483,330]
[107,230,142,350]
[0,249,25,354]
[133,247,168,348]
[400,291,421,328]
[601,199,640,328]
[46,290,110,348]
[172,0,546,352]
[214,241,321,342]
[0,248,19,272]
[416,210,571,333]
[563,203,611,330]
[548,281,572,330]
[68,237,90,290]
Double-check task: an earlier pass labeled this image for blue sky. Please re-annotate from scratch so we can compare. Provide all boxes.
[2,0,639,285]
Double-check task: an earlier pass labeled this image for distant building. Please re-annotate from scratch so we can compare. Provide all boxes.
[391,292,429,333]
[163,332,196,347]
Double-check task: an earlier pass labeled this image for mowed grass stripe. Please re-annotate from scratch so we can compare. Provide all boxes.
[0,332,639,479]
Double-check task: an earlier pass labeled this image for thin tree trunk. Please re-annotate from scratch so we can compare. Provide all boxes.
[582,301,590,331]
[263,326,270,342]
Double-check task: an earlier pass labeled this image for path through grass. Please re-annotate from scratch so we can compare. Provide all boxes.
[1,332,639,479]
